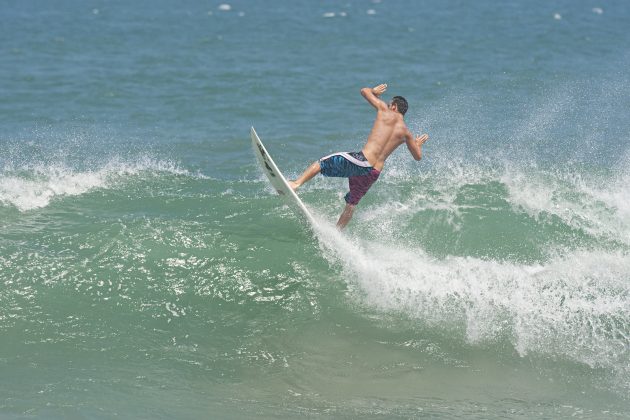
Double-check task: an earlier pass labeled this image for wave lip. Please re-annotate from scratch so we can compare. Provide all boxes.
[0,157,197,212]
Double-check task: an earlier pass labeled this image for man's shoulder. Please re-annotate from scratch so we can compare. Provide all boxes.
[397,121,411,136]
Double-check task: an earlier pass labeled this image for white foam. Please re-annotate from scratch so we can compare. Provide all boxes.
[0,166,106,211]
[502,164,630,244]
[592,7,603,15]
[322,12,335,18]
[0,157,197,212]
[377,148,630,245]
[311,215,630,381]
[306,150,630,384]
[218,4,231,11]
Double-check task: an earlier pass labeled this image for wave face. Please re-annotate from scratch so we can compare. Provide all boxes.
[310,157,630,389]
[0,157,194,211]
[2,111,630,420]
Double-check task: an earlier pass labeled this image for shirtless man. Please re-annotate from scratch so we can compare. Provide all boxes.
[289,83,429,229]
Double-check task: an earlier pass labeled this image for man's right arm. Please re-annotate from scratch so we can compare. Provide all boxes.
[361,84,388,111]
[406,132,429,161]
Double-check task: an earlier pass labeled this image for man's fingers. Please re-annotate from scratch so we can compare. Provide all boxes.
[373,84,386,96]
[371,83,387,97]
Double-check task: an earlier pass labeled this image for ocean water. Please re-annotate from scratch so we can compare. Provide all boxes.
[1,0,630,418]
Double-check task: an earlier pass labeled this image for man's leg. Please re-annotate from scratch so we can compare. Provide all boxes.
[336,170,380,229]
[289,161,321,191]
[336,203,355,230]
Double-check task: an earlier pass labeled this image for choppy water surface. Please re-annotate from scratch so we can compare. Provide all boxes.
[2,0,630,418]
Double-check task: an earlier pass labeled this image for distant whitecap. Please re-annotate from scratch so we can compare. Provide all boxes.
[366,9,376,15]
[553,13,562,20]
[92,8,99,15]
[339,12,347,17]
[218,4,231,11]
[238,11,245,17]
[592,7,603,15]
[323,12,335,18]
[0,158,195,212]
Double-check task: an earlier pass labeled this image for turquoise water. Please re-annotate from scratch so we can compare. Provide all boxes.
[2,1,630,418]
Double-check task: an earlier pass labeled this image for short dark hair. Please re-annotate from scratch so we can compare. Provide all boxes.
[391,96,408,115]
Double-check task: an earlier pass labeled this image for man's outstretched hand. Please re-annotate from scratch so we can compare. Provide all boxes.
[372,84,387,96]
[416,133,429,145]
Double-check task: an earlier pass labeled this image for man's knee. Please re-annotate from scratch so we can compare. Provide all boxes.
[309,161,321,174]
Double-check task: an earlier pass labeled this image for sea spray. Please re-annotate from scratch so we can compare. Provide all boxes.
[2,0,630,415]
[0,156,202,211]
[308,154,630,394]
[313,213,630,386]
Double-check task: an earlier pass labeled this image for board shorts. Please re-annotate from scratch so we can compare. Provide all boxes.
[319,151,381,205]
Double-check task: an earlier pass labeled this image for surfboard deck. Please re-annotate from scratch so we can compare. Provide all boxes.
[251,127,315,224]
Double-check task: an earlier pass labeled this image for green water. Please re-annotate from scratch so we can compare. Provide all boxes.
[2,0,630,418]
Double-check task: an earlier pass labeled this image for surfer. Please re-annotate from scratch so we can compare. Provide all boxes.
[289,83,429,229]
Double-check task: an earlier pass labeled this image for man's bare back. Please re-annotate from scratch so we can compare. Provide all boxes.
[289,83,429,229]
[360,84,428,171]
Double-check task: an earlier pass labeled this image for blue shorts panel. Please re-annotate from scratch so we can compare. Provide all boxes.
[319,152,372,178]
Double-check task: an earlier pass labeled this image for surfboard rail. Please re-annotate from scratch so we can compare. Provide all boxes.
[251,127,315,224]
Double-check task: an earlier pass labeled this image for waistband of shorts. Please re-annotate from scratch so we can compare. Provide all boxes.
[320,151,372,168]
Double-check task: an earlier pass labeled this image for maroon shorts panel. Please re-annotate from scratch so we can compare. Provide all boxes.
[344,169,381,205]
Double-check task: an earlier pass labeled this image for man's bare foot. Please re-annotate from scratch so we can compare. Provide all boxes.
[288,181,300,192]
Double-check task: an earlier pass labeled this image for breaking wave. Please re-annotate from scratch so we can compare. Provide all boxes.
[308,156,630,391]
[0,156,202,211]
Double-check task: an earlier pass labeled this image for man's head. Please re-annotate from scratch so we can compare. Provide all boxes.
[390,96,408,116]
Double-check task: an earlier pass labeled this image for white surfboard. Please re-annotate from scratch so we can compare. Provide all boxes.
[251,127,315,224]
